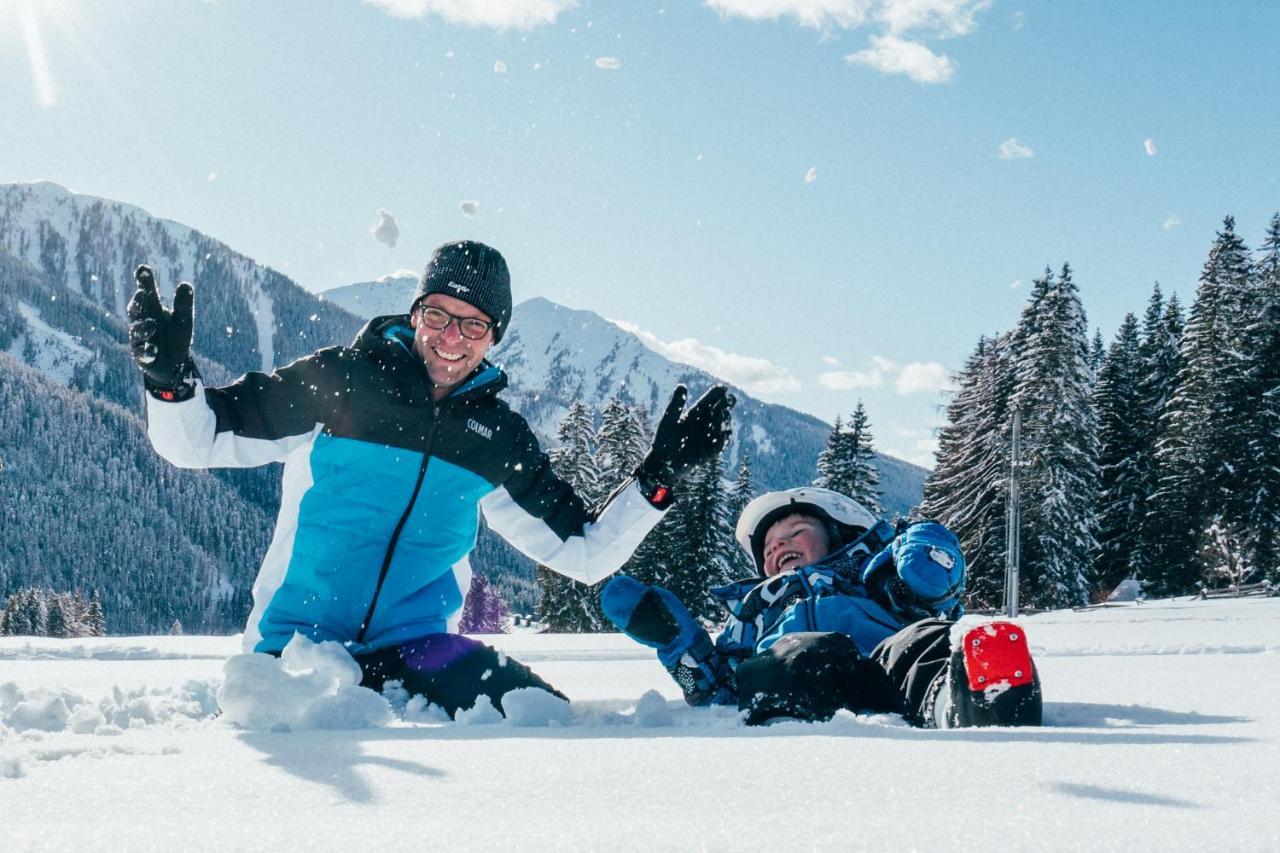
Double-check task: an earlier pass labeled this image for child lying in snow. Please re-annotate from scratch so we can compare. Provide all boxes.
[601,487,1043,727]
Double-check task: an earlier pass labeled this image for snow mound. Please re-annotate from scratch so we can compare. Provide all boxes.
[632,689,674,727]
[216,634,392,732]
[502,687,573,727]
[455,696,503,725]
[0,678,218,736]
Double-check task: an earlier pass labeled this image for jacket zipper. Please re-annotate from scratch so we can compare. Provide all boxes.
[355,415,440,645]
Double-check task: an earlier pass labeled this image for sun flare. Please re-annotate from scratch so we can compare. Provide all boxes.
[6,0,76,107]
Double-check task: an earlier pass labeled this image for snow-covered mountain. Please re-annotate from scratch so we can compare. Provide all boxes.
[324,277,929,513]
[0,181,363,382]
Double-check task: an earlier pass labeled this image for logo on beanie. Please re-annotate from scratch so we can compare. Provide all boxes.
[446,280,471,295]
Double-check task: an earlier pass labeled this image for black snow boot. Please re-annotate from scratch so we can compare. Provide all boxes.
[938,621,1042,728]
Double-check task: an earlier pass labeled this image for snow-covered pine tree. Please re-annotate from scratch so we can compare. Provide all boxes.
[85,590,107,637]
[920,333,1016,608]
[168,619,184,635]
[1246,214,1280,579]
[725,454,756,578]
[538,402,605,632]
[459,573,509,633]
[0,593,15,635]
[596,396,649,487]
[659,454,735,621]
[1009,264,1100,608]
[1093,313,1147,595]
[1148,217,1253,594]
[1128,286,1184,585]
[44,593,70,639]
[15,587,46,636]
[1090,328,1106,376]
[814,403,882,515]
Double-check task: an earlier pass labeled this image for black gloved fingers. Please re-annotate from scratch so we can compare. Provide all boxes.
[658,384,689,433]
[172,282,195,336]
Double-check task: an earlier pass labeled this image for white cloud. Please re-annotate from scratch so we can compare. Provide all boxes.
[362,0,577,29]
[612,321,802,395]
[1162,215,1182,230]
[1012,10,1025,30]
[998,137,1034,159]
[822,355,840,366]
[896,361,952,394]
[805,166,818,183]
[819,368,884,390]
[595,56,622,70]
[706,1,991,37]
[460,200,480,218]
[845,35,954,83]
[1144,138,1158,156]
[820,354,897,390]
[370,209,399,248]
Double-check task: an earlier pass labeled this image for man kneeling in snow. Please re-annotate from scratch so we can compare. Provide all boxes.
[601,487,1043,727]
[126,241,731,720]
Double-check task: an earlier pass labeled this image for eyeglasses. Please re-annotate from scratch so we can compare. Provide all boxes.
[416,305,494,340]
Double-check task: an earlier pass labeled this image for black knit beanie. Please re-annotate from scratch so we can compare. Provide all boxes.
[412,240,512,342]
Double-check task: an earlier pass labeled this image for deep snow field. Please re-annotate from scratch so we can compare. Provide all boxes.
[2,596,1278,852]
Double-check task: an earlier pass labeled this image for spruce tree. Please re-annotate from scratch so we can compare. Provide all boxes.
[1129,287,1183,584]
[1009,264,1099,608]
[1093,314,1146,593]
[538,403,604,632]
[85,590,107,637]
[1148,217,1252,594]
[596,397,649,488]
[1245,214,1280,579]
[725,454,756,579]
[45,593,70,639]
[660,454,735,621]
[920,334,1017,608]
[815,403,882,515]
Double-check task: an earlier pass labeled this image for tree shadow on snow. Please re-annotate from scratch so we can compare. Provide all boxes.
[1049,782,1203,809]
[1044,701,1250,728]
[237,730,445,803]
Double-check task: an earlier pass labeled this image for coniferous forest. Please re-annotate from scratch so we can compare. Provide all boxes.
[922,214,1280,608]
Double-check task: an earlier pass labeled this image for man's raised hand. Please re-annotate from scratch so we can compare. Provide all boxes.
[638,384,735,501]
[127,265,197,400]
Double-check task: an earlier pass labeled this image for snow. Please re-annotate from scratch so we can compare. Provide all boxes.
[3,596,1278,850]
[8,301,94,386]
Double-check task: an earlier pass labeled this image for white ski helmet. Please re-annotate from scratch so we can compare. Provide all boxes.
[735,487,879,574]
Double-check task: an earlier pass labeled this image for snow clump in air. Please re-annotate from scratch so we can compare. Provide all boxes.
[216,633,393,732]
[370,208,400,248]
[460,200,480,218]
[595,56,621,70]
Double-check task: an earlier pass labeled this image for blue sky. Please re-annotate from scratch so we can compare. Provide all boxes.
[3,1,1279,466]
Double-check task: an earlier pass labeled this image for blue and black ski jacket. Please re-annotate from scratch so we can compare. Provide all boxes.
[146,315,665,654]
[638,521,965,707]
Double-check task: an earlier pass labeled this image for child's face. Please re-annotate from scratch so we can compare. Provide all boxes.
[762,513,833,577]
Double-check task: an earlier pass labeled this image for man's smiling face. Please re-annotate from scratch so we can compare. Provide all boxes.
[761,513,833,577]
[410,292,494,399]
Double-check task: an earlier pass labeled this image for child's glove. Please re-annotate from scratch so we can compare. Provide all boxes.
[864,521,965,619]
[600,576,724,703]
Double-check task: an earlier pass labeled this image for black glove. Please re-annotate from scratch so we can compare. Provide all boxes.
[127,265,198,401]
[637,384,734,506]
